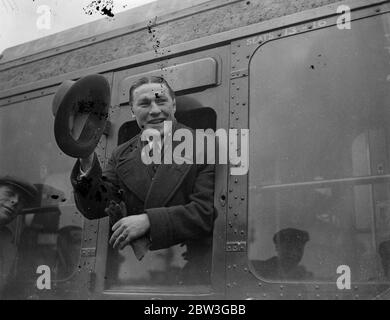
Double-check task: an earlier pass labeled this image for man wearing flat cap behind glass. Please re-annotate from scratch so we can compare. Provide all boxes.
[253,228,313,280]
[0,176,37,294]
[67,76,215,284]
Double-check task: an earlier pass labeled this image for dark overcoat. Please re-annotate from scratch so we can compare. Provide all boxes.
[71,122,215,282]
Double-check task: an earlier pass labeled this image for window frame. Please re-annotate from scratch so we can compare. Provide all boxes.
[92,48,229,299]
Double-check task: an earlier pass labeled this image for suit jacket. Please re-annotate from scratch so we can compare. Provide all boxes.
[71,122,215,282]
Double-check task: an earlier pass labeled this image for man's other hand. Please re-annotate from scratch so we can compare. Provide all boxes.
[110,214,151,250]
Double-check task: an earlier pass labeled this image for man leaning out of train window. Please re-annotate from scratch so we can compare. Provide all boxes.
[70,76,216,284]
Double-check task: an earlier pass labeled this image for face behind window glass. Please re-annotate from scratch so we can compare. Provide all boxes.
[0,185,25,226]
[0,96,83,299]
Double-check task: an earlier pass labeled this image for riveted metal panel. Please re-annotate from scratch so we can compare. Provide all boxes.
[63,72,113,299]
[0,0,353,92]
[226,37,251,300]
[0,86,58,107]
[0,0,220,66]
[226,2,390,300]
[226,38,249,248]
[0,0,382,102]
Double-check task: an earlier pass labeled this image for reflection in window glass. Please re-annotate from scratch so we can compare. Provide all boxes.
[249,15,390,285]
[0,96,83,299]
[105,245,189,288]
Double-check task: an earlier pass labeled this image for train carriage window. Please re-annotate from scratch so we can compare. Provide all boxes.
[0,96,83,299]
[105,100,217,290]
[103,56,221,291]
[249,14,390,285]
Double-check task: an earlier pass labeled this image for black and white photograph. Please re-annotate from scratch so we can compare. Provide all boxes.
[0,0,389,304]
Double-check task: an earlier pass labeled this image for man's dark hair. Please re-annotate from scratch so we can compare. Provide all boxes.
[129,76,175,106]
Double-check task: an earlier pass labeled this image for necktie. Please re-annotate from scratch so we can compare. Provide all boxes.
[146,140,162,176]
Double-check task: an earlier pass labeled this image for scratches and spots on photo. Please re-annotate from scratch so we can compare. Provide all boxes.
[83,0,114,18]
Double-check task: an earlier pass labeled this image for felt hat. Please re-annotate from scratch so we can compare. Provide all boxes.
[52,74,111,158]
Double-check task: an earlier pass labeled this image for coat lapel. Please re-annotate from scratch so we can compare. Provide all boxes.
[116,138,152,202]
[144,161,192,209]
[145,123,193,208]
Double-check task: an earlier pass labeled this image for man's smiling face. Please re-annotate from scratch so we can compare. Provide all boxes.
[131,82,176,134]
[0,185,25,226]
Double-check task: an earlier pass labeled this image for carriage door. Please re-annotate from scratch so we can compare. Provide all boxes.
[222,3,390,299]
[247,6,390,299]
[0,72,113,299]
[93,46,229,298]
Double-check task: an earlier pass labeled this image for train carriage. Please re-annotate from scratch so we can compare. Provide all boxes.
[0,0,389,300]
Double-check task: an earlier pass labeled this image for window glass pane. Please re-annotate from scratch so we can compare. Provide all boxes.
[0,96,83,299]
[106,245,193,288]
[249,14,390,285]
[250,184,389,282]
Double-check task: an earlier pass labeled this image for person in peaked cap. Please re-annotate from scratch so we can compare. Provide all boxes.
[0,175,38,227]
[273,228,310,246]
[0,176,37,296]
[253,228,313,280]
